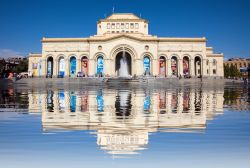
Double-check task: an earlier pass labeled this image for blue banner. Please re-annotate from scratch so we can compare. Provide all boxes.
[97,57,104,74]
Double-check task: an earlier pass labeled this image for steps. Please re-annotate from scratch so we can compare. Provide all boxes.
[106,77,146,84]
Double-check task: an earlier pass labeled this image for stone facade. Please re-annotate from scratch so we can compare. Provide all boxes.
[28,13,224,78]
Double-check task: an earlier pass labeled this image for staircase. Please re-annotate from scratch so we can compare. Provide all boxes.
[106,77,147,84]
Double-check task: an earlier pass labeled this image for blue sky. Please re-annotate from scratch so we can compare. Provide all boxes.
[0,0,249,59]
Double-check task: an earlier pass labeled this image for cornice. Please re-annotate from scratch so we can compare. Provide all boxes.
[42,35,207,43]
[207,54,223,57]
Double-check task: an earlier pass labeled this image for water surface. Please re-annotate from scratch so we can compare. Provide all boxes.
[0,84,250,168]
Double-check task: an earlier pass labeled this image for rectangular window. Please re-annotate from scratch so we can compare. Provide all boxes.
[207,69,209,74]
[213,69,216,74]
[121,23,124,29]
[111,23,115,29]
[135,23,139,29]
[107,23,110,29]
[116,23,120,29]
[130,23,134,29]
[126,23,129,29]
[213,59,216,66]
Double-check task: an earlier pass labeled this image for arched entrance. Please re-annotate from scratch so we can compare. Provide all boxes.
[58,56,65,78]
[143,56,151,76]
[183,56,190,77]
[96,55,104,77]
[171,56,178,77]
[115,51,132,77]
[194,56,201,77]
[81,56,88,76]
[159,56,166,77]
[47,57,53,77]
[70,56,76,77]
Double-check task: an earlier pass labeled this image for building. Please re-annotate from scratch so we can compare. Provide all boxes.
[28,13,224,78]
[0,57,27,73]
[224,58,250,76]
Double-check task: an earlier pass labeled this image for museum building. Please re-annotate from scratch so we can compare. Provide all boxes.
[28,13,224,78]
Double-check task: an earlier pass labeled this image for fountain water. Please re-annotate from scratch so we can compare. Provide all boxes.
[119,47,129,77]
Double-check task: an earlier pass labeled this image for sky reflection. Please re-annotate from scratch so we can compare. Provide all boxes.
[0,86,250,168]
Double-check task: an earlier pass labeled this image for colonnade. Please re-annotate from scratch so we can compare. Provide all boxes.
[38,54,213,78]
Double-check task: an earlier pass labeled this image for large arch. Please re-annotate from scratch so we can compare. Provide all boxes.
[111,45,136,76]
[58,56,65,78]
[115,51,132,77]
[143,55,151,76]
[69,56,77,77]
[171,56,178,77]
[183,56,190,77]
[159,56,166,77]
[81,56,88,77]
[96,55,104,77]
[194,56,202,77]
[47,56,54,78]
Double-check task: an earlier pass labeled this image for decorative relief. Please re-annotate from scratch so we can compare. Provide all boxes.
[98,45,102,50]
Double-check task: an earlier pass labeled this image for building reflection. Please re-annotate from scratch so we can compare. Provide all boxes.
[22,88,225,156]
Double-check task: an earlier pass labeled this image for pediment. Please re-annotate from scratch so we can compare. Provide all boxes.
[89,34,157,42]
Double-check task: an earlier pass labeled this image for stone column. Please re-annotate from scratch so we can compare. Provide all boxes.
[179,59,183,76]
[76,59,81,74]
[89,59,96,77]
[202,59,206,76]
[53,59,58,78]
[152,59,158,76]
[135,59,143,76]
[209,61,212,77]
[42,59,47,77]
[64,58,69,77]
[104,59,111,77]
[110,59,115,77]
[167,58,172,77]
[190,59,195,77]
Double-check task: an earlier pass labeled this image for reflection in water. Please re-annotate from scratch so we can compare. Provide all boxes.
[143,91,151,112]
[39,88,226,156]
[171,91,178,113]
[183,88,190,112]
[58,90,65,112]
[115,90,132,117]
[70,92,76,112]
[96,90,104,112]
[80,91,88,112]
[47,90,54,112]
[2,86,250,157]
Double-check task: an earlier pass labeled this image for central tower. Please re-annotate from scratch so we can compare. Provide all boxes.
[97,13,149,35]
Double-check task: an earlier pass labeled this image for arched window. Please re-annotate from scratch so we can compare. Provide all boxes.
[70,56,77,77]
[97,56,104,77]
[194,56,202,76]
[159,56,166,77]
[47,57,53,78]
[58,56,65,78]
[183,56,190,77]
[213,59,217,66]
[143,56,151,75]
[171,56,178,76]
[81,56,88,77]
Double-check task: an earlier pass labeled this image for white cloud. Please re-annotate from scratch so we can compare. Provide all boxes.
[0,49,24,58]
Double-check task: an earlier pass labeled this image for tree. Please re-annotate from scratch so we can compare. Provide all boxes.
[224,64,230,78]
[14,60,28,73]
